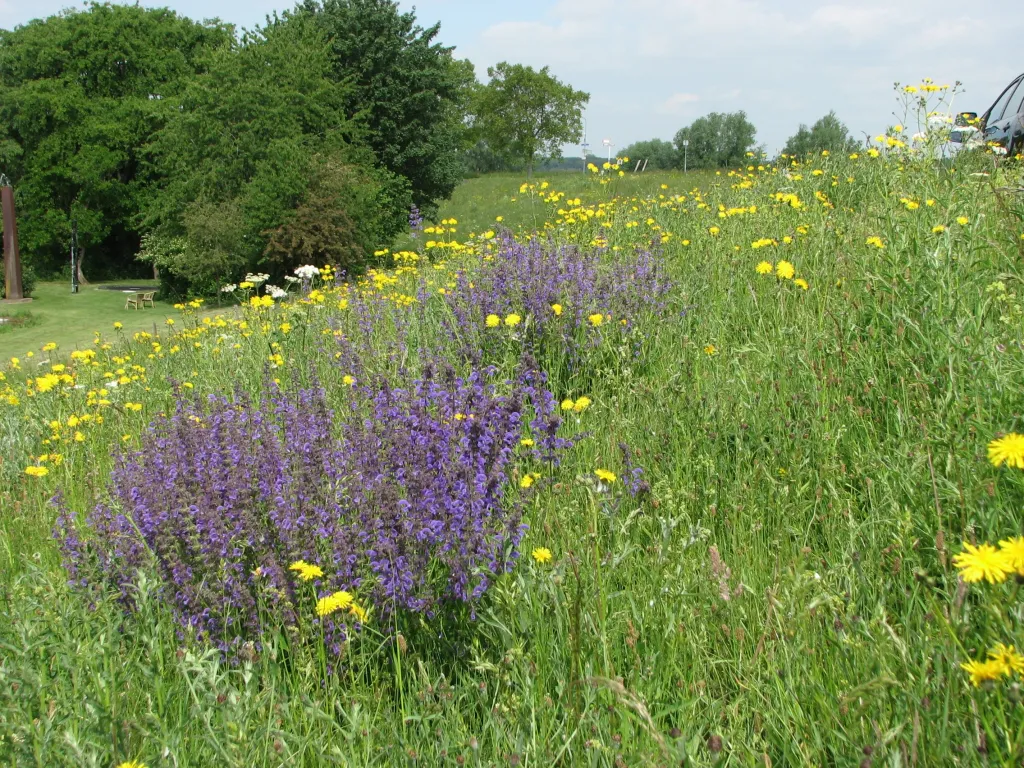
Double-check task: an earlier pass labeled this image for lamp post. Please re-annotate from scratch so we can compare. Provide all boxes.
[603,138,613,166]
[580,117,589,172]
[682,139,689,173]
[0,174,26,302]
[70,218,79,294]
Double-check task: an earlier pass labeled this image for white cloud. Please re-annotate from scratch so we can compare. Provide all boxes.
[462,0,1023,153]
[657,92,700,114]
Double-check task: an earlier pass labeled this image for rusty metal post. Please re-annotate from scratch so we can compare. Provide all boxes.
[2,180,24,301]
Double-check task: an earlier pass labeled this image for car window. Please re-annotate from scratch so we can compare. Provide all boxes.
[988,77,1023,122]
[1011,80,1024,120]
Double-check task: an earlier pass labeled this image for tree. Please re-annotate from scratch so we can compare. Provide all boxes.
[619,139,678,170]
[782,111,860,158]
[474,62,589,176]
[0,3,232,279]
[283,0,475,223]
[142,17,395,296]
[673,111,758,169]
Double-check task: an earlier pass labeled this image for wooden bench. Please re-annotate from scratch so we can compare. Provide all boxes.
[125,291,155,310]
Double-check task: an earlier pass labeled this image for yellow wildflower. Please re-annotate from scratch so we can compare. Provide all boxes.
[315,590,353,617]
[588,313,604,327]
[289,560,324,582]
[594,469,617,483]
[25,466,50,478]
[961,658,1009,687]
[485,314,501,328]
[531,547,553,564]
[952,542,1012,584]
[756,261,773,275]
[504,313,521,327]
[775,261,795,280]
[987,433,1024,468]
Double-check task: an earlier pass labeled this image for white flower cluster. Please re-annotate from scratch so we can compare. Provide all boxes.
[221,283,237,293]
[294,265,321,280]
[266,285,288,299]
[284,276,300,284]
[245,272,270,285]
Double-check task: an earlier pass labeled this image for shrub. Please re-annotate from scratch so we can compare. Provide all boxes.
[55,362,577,656]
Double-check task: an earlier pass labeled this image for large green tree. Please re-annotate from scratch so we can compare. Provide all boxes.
[142,17,396,296]
[782,111,860,158]
[619,138,678,171]
[282,0,475,222]
[0,3,231,279]
[474,62,589,176]
[673,111,758,169]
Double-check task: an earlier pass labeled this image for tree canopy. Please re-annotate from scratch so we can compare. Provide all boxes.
[782,111,860,158]
[473,62,589,176]
[0,2,232,279]
[618,139,678,171]
[672,111,758,169]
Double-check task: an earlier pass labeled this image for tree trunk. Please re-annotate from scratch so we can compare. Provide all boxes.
[76,247,89,285]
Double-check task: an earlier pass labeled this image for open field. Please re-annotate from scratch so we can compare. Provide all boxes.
[0,280,176,359]
[2,149,1024,767]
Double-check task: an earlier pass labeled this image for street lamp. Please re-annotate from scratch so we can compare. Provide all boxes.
[580,117,589,172]
[682,139,689,173]
[602,138,613,165]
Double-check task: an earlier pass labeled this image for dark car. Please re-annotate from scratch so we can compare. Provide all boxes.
[955,73,1024,156]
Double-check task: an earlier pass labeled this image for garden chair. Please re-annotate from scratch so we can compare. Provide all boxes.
[125,291,155,310]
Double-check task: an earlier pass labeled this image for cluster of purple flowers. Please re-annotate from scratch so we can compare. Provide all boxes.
[442,235,672,368]
[55,362,577,655]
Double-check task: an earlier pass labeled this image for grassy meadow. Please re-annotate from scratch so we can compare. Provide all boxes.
[2,144,1024,768]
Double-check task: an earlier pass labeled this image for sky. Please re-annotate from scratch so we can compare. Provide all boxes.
[3,0,1022,155]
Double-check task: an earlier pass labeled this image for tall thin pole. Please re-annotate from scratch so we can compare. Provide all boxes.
[1,178,24,301]
[70,218,79,294]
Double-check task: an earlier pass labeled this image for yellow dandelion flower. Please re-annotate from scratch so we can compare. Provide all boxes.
[531,547,553,564]
[987,433,1024,468]
[594,469,617,483]
[794,278,809,290]
[704,344,717,356]
[504,313,522,327]
[988,643,1024,675]
[315,590,353,617]
[24,466,49,478]
[551,303,563,316]
[756,261,773,275]
[961,658,1009,687]
[42,342,57,352]
[932,225,946,234]
[588,313,604,327]
[560,398,575,411]
[573,396,592,413]
[485,314,501,328]
[348,603,369,623]
[866,236,884,248]
[113,322,123,330]
[117,761,148,768]
[952,542,1012,584]
[520,438,535,447]
[289,560,324,582]
[999,536,1024,574]
[775,260,795,280]
[343,375,356,386]
[956,216,969,226]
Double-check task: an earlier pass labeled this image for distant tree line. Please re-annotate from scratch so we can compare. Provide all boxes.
[0,1,589,295]
[620,110,861,171]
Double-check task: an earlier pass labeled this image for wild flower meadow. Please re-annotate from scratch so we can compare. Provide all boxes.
[2,86,1024,765]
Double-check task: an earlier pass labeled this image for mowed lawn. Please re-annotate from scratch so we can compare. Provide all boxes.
[0,280,234,359]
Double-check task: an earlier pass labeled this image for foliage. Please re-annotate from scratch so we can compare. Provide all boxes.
[618,138,678,170]
[782,110,861,157]
[286,0,475,222]
[5,81,1024,763]
[263,158,389,276]
[1,261,36,298]
[142,18,392,297]
[0,2,232,279]
[673,110,758,169]
[474,62,589,176]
